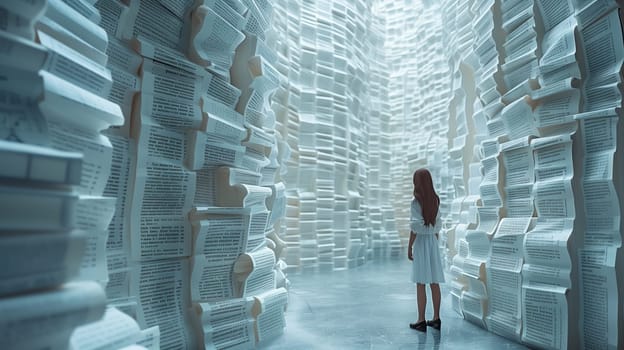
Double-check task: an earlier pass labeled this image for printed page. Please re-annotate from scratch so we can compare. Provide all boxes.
[189,6,244,65]
[501,97,538,139]
[140,59,209,102]
[476,206,500,236]
[501,137,534,220]
[247,210,269,252]
[36,30,113,97]
[252,287,288,343]
[106,37,143,75]
[191,257,235,302]
[131,259,192,350]
[156,0,196,20]
[47,120,114,196]
[465,230,491,260]
[579,8,624,88]
[94,0,132,38]
[524,218,575,269]
[233,247,276,297]
[479,154,503,207]
[108,65,140,122]
[122,0,185,50]
[535,0,574,32]
[204,110,248,142]
[521,284,569,349]
[205,73,242,109]
[577,109,622,247]
[486,217,532,339]
[137,92,202,131]
[105,252,131,301]
[132,36,207,76]
[579,247,619,349]
[103,132,133,253]
[190,209,248,260]
[539,17,578,74]
[43,0,109,53]
[196,297,254,326]
[129,159,195,260]
[74,196,116,282]
[203,319,255,350]
[133,122,187,166]
[36,15,108,65]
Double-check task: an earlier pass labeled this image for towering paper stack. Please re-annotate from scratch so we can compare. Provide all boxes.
[184,0,291,347]
[515,2,582,349]
[575,3,624,348]
[379,0,451,253]
[0,0,149,348]
[123,3,204,346]
[382,1,624,349]
[267,0,404,272]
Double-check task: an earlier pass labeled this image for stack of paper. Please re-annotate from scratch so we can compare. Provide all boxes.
[181,0,291,347]
[132,36,201,350]
[576,107,623,350]
[251,287,289,345]
[575,3,624,348]
[0,2,128,346]
[90,3,166,347]
[192,297,256,349]
[96,0,201,348]
[522,132,581,350]
[268,0,411,271]
[311,4,340,271]
[472,0,506,120]
[486,217,534,341]
[377,1,451,263]
[441,2,496,321]
[513,2,583,348]
[269,0,302,272]
[0,142,108,350]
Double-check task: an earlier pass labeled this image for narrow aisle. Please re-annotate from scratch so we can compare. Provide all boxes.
[262,259,528,350]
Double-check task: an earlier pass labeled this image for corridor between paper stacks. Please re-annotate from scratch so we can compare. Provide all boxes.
[262,259,529,350]
[2,0,624,350]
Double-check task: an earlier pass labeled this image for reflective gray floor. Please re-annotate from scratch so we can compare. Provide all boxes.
[261,258,528,350]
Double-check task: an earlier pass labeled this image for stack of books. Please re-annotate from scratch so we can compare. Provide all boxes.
[0,1,149,349]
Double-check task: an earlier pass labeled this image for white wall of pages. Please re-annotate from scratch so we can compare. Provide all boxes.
[270,0,403,273]
[378,1,624,350]
[1,0,290,349]
[1,0,623,350]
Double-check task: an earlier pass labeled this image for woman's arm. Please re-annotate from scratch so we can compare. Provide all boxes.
[408,231,416,260]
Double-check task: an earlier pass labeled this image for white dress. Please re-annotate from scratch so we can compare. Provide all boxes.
[410,199,445,284]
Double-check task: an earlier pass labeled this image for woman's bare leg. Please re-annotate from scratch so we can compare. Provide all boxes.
[417,283,427,322]
[430,283,441,320]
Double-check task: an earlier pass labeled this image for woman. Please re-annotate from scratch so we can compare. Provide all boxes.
[408,168,445,332]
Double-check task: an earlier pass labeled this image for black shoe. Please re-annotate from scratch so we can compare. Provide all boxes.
[409,320,427,332]
[427,318,441,330]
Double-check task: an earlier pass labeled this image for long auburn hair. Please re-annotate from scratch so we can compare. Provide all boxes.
[413,168,440,226]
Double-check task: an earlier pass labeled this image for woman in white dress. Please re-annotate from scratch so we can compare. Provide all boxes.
[408,168,445,332]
